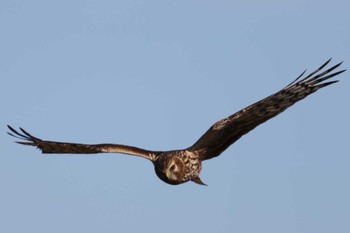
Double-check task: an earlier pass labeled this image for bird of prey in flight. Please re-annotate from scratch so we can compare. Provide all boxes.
[8,59,345,186]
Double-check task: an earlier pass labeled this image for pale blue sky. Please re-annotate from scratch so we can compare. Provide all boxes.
[1,1,349,233]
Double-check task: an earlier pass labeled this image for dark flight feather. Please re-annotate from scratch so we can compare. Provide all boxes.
[188,60,345,160]
[7,125,159,160]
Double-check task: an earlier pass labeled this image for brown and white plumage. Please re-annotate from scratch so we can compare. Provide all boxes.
[8,59,346,186]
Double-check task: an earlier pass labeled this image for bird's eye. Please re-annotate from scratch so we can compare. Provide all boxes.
[170,164,176,171]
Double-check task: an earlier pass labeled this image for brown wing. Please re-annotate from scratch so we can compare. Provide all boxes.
[188,59,345,161]
[7,125,161,161]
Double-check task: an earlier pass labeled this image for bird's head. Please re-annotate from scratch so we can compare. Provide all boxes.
[154,155,186,185]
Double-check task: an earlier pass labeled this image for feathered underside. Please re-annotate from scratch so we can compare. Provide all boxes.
[188,59,345,160]
[7,125,160,161]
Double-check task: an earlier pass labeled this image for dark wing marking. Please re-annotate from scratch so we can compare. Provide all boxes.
[7,125,161,161]
[188,59,346,161]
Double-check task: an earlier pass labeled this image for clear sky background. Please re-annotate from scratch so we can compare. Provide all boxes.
[1,1,349,233]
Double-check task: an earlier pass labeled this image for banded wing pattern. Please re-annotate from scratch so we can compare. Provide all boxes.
[7,125,159,160]
[188,59,345,160]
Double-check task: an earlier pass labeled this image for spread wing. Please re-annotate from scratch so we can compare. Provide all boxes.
[7,125,161,161]
[188,59,345,161]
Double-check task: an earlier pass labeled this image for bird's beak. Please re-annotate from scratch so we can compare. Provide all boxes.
[165,170,170,179]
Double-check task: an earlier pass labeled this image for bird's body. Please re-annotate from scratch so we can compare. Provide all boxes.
[8,59,346,185]
[154,150,204,185]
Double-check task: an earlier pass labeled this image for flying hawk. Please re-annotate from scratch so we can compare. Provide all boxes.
[8,59,345,185]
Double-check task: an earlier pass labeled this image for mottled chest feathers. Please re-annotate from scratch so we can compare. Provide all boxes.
[153,150,206,185]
